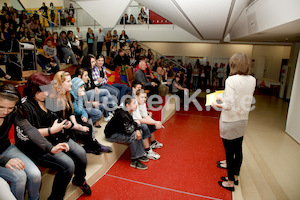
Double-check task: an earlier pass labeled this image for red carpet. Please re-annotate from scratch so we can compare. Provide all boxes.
[78,98,232,200]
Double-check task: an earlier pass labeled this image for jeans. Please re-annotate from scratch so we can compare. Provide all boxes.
[139,124,155,139]
[52,55,60,70]
[85,88,118,109]
[61,47,78,65]
[104,83,131,104]
[36,55,46,70]
[222,136,243,181]
[85,106,103,124]
[113,83,131,103]
[0,177,16,200]
[99,84,120,102]
[32,139,87,200]
[112,42,117,47]
[107,132,145,159]
[38,55,60,71]
[0,144,41,200]
[192,76,199,89]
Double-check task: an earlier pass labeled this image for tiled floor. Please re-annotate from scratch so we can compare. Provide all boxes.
[240,95,300,200]
[78,94,300,200]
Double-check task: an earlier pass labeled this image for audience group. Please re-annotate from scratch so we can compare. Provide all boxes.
[0,4,245,200]
[120,8,150,24]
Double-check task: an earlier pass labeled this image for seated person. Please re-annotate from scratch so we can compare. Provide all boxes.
[136,56,152,77]
[79,55,118,121]
[74,68,116,124]
[58,31,78,65]
[14,73,91,199]
[39,38,60,73]
[105,97,149,170]
[111,49,130,71]
[171,75,189,100]
[71,77,113,154]
[127,80,142,96]
[72,36,82,59]
[134,59,158,95]
[0,84,44,200]
[152,66,170,96]
[132,90,164,159]
[91,54,131,104]
[51,71,106,155]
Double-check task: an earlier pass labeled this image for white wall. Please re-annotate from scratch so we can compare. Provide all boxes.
[140,42,290,81]
[140,41,291,93]
[286,49,300,144]
[230,0,300,40]
[252,45,291,80]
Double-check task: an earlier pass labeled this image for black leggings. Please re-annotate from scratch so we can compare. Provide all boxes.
[222,136,243,181]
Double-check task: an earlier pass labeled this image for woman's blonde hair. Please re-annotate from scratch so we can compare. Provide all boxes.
[136,89,146,96]
[51,71,74,117]
[229,52,251,76]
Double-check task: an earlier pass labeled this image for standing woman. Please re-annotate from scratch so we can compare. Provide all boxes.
[119,30,128,49]
[212,63,218,87]
[186,63,193,90]
[49,2,55,24]
[105,30,112,57]
[68,3,75,25]
[192,63,199,90]
[217,63,224,88]
[213,53,256,191]
[86,27,94,55]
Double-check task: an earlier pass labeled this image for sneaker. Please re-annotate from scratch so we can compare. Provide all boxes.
[150,140,163,149]
[45,65,52,71]
[93,139,113,153]
[138,156,149,162]
[50,62,57,67]
[100,145,113,153]
[146,149,160,160]
[83,144,102,155]
[73,180,91,195]
[130,160,148,170]
[104,115,113,122]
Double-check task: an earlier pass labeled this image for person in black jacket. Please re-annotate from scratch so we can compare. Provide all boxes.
[105,97,148,170]
[14,72,92,199]
[0,84,54,200]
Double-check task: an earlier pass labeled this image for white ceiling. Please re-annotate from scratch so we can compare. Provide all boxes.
[73,0,300,44]
[136,0,300,44]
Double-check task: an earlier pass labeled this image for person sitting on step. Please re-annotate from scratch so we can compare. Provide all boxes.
[133,89,164,150]
[104,96,149,170]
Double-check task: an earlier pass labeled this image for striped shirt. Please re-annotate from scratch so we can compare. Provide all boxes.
[92,66,108,86]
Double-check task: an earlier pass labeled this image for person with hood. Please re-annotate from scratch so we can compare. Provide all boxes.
[70,77,112,154]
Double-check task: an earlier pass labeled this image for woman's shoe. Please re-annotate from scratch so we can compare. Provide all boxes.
[221,177,239,185]
[218,181,234,191]
[93,123,101,128]
[217,163,227,169]
[217,160,226,165]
